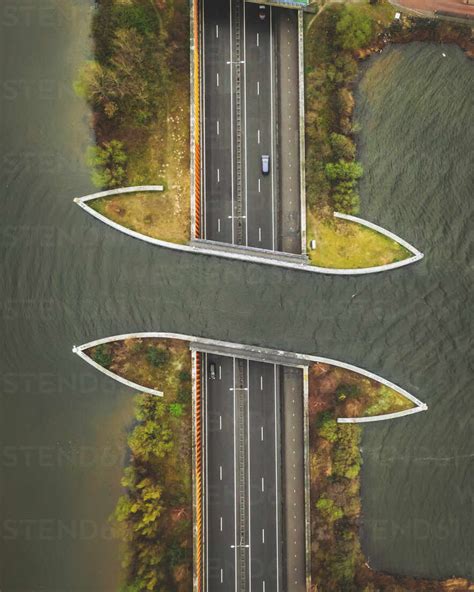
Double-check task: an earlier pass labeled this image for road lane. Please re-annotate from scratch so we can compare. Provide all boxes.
[245,3,275,250]
[248,361,281,591]
[203,0,233,243]
[204,354,286,592]
[205,354,236,590]
[281,366,306,592]
[277,9,302,253]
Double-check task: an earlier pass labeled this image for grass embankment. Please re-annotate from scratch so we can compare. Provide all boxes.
[308,362,473,591]
[76,0,190,243]
[86,338,192,591]
[304,1,472,269]
[308,212,410,269]
[92,190,188,244]
[304,2,396,268]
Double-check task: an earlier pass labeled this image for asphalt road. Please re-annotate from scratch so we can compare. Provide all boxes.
[244,2,276,250]
[277,9,302,254]
[281,367,306,591]
[204,353,282,591]
[202,0,234,243]
[205,354,236,588]
[202,0,283,250]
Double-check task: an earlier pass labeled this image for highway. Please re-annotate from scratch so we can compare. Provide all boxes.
[201,0,301,252]
[203,353,282,591]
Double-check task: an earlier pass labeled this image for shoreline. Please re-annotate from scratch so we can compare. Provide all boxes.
[74,0,425,273]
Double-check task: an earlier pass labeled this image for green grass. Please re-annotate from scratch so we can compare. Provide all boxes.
[91,189,189,245]
[307,213,410,269]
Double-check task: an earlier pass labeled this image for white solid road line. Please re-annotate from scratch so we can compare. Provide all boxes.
[274,365,280,592]
[247,359,252,590]
[243,0,249,247]
[269,5,275,251]
[232,357,238,591]
[229,0,235,245]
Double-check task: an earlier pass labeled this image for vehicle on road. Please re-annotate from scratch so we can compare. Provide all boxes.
[258,5,267,20]
[261,154,270,175]
[209,362,217,379]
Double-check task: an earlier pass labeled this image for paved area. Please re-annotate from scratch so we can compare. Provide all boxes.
[281,366,306,591]
[201,0,302,252]
[391,0,474,18]
[203,352,306,591]
[276,9,302,254]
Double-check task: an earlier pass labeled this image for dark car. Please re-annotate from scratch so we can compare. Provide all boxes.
[258,5,267,20]
[209,362,217,380]
[261,154,270,175]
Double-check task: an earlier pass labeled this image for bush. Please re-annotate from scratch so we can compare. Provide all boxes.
[92,344,112,368]
[169,403,183,418]
[177,384,192,404]
[146,346,170,368]
[179,370,191,383]
[86,140,128,189]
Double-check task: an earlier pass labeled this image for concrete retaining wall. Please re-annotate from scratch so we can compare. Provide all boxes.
[74,185,163,203]
[72,344,164,397]
[73,333,427,421]
[333,212,424,273]
[74,197,424,275]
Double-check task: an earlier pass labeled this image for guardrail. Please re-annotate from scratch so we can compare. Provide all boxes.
[193,350,204,592]
[192,0,201,239]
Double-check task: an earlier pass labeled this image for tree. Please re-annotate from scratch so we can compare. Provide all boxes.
[316,497,344,522]
[329,133,356,161]
[335,6,374,51]
[333,186,360,215]
[87,140,127,188]
[317,411,339,442]
[325,159,363,183]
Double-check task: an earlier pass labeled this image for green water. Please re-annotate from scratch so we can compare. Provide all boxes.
[0,3,472,588]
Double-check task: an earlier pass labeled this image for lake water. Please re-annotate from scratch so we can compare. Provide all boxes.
[0,2,472,588]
